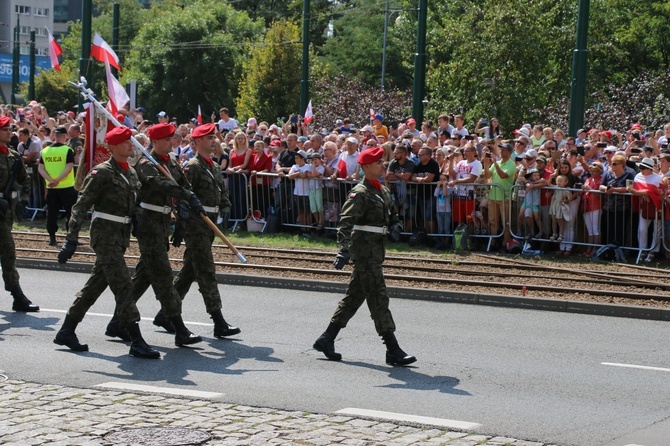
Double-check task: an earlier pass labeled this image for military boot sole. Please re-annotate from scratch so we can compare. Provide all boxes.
[214,326,241,338]
[313,340,342,361]
[386,354,417,366]
[53,335,89,352]
[175,334,203,346]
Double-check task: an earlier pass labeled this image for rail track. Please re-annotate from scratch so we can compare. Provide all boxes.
[12,231,670,308]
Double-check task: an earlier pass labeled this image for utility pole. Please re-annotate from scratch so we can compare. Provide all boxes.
[29,30,35,101]
[112,3,120,78]
[411,0,427,124]
[300,0,310,116]
[11,16,20,105]
[568,0,590,137]
[79,0,93,112]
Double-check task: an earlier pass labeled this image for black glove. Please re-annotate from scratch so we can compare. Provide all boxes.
[389,222,403,242]
[171,226,185,248]
[58,240,78,264]
[177,202,190,220]
[219,209,230,228]
[333,250,350,270]
[188,194,205,216]
[131,213,141,237]
[0,198,8,218]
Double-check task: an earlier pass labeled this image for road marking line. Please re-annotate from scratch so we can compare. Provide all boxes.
[601,362,670,373]
[41,309,212,326]
[335,408,480,430]
[95,382,223,398]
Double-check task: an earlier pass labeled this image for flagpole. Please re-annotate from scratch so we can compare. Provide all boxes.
[70,77,247,264]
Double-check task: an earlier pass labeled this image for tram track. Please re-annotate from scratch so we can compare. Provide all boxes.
[12,230,670,308]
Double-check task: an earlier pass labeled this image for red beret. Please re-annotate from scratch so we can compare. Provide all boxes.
[0,116,10,129]
[147,123,175,140]
[191,123,215,138]
[105,126,132,145]
[357,146,384,165]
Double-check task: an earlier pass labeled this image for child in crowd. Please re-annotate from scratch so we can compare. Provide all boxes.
[518,169,542,239]
[434,177,452,238]
[531,125,545,147]
[549,175,572,242]
[307,153,325,230]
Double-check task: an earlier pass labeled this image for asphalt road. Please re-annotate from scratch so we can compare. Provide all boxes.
[1,267,669,446]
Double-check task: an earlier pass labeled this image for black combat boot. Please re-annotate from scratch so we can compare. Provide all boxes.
[153,309,175,333]
[171,315,202,346]
[126,323,160,359]
[49,234,57,246]
[382,332,416,366]
[53,315,89,351]
[313,322,342,361]
[210,309,241,338]
[105,310,131,342]
[10,284,39,312]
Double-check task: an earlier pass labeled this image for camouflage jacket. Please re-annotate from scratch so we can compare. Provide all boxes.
[337,178,400,262]
[68,158,141,248]
[0,148,30,208]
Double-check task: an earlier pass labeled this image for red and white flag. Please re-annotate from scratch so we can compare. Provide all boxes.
[45,27,63,72]
[82,103,111,174]
[91,32,121,71]
[104,53,130,116]
[197,105,203,125]
[303,100,313,125]
[369,108,375,120]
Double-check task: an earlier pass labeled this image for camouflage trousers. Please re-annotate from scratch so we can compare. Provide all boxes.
[131,232,182,318]
[67,244,141,325]
[331,259,396,335]
[0,211,19,290]
[173,227,222,313]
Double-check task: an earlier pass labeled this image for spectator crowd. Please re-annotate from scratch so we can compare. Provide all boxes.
[3,100,670,263]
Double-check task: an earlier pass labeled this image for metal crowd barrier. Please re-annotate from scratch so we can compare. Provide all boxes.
[223,172,250,232]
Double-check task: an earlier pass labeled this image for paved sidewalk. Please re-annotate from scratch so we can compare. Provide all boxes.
[0,380,556,446]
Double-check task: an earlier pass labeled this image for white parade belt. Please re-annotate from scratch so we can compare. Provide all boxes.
[92,211,131,224]
[140,202,172,214]
[353,224,388,235]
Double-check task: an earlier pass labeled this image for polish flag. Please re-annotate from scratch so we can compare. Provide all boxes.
[104,53,130,116]
[369,108,375,120]
[197,105,203,125]
[633,181,662,213]
[303,100,313,125]
[45,27,63,72]
[91,32,121,71]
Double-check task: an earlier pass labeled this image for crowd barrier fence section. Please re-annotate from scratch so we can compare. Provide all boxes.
[223,172,250,232]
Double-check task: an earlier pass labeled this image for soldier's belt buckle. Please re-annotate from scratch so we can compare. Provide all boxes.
[381,226,388,235]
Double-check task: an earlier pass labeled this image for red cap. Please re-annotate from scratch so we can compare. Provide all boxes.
[191,123,215,138]
[358,147,385,165]
[599,130,613,140]
[105,126,132,145]
[587,129,598,135]
[147,123,175,140]
[630,123,642,130]
[270,139,282,147]
[0,116,10,129]
[406,118,416,125]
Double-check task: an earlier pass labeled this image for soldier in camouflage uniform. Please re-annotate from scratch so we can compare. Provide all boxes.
[313,146,416,366]
[110,123,204,347]
[0,116,39,312]
[168,123,240,338]
[55,126,159,359]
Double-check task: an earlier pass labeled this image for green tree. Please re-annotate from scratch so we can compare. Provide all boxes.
[19,66,79,113]
[124,0,263,121]
[236,20,302,123]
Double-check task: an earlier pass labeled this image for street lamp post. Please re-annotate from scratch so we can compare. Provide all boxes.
[381,1,402,90]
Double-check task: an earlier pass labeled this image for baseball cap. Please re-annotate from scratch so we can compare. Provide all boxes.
[297,136,309,143]
[525,149,538,159]
[156,111,167,118]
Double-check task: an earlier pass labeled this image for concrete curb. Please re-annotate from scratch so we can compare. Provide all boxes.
[18,258,670,322]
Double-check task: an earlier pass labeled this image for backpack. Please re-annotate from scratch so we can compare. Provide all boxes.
[591,244,626,262]
[408,228,427,247]
[452,223,471,251]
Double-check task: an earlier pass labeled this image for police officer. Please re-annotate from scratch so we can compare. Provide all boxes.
[55,126,159,359]
[37,126,77,246]
[0,116,39,312]
[169,123,240,338]
[108,123,204,347]
[313,146,416,366]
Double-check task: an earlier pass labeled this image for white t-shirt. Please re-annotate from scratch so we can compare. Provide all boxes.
[218,118,238,132]
[289,163,312,196]
[451,127,469,138]
[634,172,662,188]
[339,150,359,178]
[454,159,482,197]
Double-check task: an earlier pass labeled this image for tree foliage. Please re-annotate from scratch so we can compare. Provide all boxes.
[236,20,302,123]
[124,0,263,121]
[20,66,79,113]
